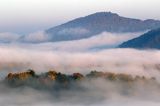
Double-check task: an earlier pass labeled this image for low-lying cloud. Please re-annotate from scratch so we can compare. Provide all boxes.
[0,75,160,106]
[0,31,145,50]
[0,46,159,80]
[57,27,90,35]
[21,31,49,43]
[0,32,21,43]
[0,45,159,105]
[19,31,144,52]
[44,32,143,51]
[0,30,159,106]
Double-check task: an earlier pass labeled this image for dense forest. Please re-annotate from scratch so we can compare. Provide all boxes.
[4,69,158,92]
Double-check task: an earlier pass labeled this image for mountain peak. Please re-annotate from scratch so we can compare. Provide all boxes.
[83,12,120,20]
[46,12,160,42]
[87,12,119,17]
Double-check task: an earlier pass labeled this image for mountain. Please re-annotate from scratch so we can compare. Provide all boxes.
[46,12,160,42]
[119,28,160,49]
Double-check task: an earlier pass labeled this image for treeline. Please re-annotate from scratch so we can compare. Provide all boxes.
[4,69,157,90]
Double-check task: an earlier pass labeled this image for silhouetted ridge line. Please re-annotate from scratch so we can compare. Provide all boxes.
[45,12,160,42]
[119,28,160,49]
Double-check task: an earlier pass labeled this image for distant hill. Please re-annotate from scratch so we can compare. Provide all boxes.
[119,28,160,49]
[46,12,160,42]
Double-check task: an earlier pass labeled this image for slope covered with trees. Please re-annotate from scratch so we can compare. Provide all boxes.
[119,28,160,49]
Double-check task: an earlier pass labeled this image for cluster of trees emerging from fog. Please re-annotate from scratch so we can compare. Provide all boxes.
[3,69,158,91]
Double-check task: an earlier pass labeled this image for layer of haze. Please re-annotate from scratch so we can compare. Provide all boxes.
[0,46,160,80]
[34,32,143,51]
[0,0,160,34]
[0,78,160,106]
[0,46,160,106]
[0,31,145,51]
[0,32,160,106]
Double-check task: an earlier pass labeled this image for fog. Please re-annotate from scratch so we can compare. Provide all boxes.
[0,32,21,43]
[0,46,160,105]
[0,31,159,105]
[57,28,90,36]
[0,31,145,51]
[0,46,160,79]
[21,31,49,43]
[37,32,143,51]
[0,76,160,106]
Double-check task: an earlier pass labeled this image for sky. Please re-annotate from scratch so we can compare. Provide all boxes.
[0,0,160,34]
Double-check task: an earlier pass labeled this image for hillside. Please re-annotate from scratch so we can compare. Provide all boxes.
[46,12,160,42]
[119,28,160,49]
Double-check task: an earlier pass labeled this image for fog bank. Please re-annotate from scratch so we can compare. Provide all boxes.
[0,44,159,105]
[0,31,145,51]
[0,47,159,79]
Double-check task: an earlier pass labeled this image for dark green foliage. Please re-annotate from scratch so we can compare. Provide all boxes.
[28,69,36,77]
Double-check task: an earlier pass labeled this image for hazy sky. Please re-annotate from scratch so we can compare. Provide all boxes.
[0,0,160,34]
